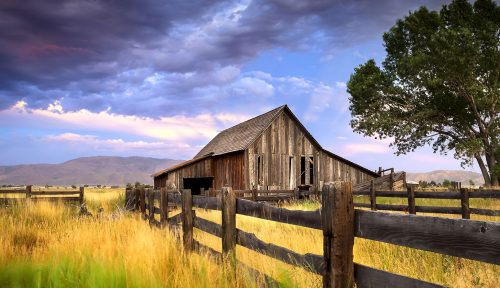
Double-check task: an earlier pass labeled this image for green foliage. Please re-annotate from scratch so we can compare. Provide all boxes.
[443,179,451,187]
[347,0,499,186]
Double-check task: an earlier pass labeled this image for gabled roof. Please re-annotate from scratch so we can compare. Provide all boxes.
[193,105,287,159]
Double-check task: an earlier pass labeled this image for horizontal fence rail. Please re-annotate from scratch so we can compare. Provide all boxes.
[0,185,84,205]
[353,182,500,218]
[125,184,499,287]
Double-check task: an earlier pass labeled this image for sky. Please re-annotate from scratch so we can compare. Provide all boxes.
[0,0,477,173]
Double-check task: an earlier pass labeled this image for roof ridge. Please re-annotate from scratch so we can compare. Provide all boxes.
[193,105,287,159]
[217,104,286,134]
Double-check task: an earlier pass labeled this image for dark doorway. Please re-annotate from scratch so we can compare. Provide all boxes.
[183,177,213,195]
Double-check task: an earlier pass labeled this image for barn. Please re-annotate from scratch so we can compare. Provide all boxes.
[153,105,379,194]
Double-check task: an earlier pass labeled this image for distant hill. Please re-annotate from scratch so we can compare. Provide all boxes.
[406,170,484,186]
[0,156,183,186]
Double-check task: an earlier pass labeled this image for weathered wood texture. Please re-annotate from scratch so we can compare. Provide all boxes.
[354,264,445,288]
[353,172,406,192]
[460,188,470,219]
[322,182,354,288]
[353,187,500,218]
[246,110,375,191]
[213,152,246,190]
[355,210,500,265]
[128,185,500,287]
[182,189,194,251]
[221,187,236,266]
[160,188,168,226]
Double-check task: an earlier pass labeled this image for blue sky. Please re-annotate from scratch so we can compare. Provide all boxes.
[0,0,476,173]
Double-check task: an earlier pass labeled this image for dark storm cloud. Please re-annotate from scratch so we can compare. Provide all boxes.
[0,0,448,115]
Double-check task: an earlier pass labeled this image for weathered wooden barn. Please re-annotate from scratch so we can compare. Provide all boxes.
[153,105,379,194]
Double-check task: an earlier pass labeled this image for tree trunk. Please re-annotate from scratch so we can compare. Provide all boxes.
[475,154,492,187]
[485,150,499,186]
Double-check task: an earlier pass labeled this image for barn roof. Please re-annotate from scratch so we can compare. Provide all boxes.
[153,105,379,178]
[193,105,288,159]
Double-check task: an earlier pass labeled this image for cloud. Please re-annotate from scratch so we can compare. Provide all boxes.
[341,143,390,156]
[2,100,251,142]
[0,0,448,115]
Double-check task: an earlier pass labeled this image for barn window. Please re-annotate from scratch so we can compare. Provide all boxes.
[300,156,306,184]
[309,157,314,185]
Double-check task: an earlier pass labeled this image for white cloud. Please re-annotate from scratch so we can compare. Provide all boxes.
[232,77,274,97]
[335,81,347,88]
[3,100,252,142]
[341,143,390,155]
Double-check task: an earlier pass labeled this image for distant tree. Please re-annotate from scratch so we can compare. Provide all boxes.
[134,182,141,188]
[469,179,475,186]
[443,179,451,187]
[126,183,133,189]
[419,180,429,188]
[71,185,77,189]
[347,0,499,186]
[430,181,437,186]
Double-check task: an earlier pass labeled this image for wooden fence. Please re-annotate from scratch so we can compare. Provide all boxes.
[125,184,500,288]
[0,185,84,205]
[353,180,500,218]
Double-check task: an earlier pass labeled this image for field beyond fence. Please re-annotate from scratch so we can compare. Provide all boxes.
[125,183,500,288]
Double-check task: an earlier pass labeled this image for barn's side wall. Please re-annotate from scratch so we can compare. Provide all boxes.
[155,157,212,189]
[213,151,245,190]
[154,151,246,190]
[246,111,375,190]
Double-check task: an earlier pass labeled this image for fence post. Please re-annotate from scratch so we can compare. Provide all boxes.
[26,185,32,199]
[460,187,470,219]
[134,188,140,211]
[139,188,146,215]
[322,182,354,288]
[222,186,237,272]
[182,189,193,251]
[390,170,394,191]
[369,180,376,211]
[160,188,168,227]
[125,188,130,208]
[407,185,416,214]
[294,187,300,200]
[79,187,84,205]
[148,189,155,224]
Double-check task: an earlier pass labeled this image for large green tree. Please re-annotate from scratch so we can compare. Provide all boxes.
[347,0,499,186]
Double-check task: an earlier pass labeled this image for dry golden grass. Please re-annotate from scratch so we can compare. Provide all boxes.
[0,188,499,287]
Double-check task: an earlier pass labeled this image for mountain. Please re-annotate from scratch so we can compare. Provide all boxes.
[0,156,183,186]
[406,170,484,186]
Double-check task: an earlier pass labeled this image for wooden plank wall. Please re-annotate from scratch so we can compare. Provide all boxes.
[155,153,245,190]
[158,158,213,189]
[246,110,374,190]
[213,152,245,190]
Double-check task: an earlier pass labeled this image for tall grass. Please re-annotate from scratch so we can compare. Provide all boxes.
[0,189,498,287]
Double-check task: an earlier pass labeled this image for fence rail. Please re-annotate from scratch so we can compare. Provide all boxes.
[353,182,500,218]
[0,185,84,205]
[125,184,499,287]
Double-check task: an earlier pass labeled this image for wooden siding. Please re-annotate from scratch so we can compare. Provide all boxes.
[154,152,245,190]
[213,152,245,190]
[246,110,374,190]
[155,157,213,189]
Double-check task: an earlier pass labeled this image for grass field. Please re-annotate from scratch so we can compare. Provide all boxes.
[0,188,498,287]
